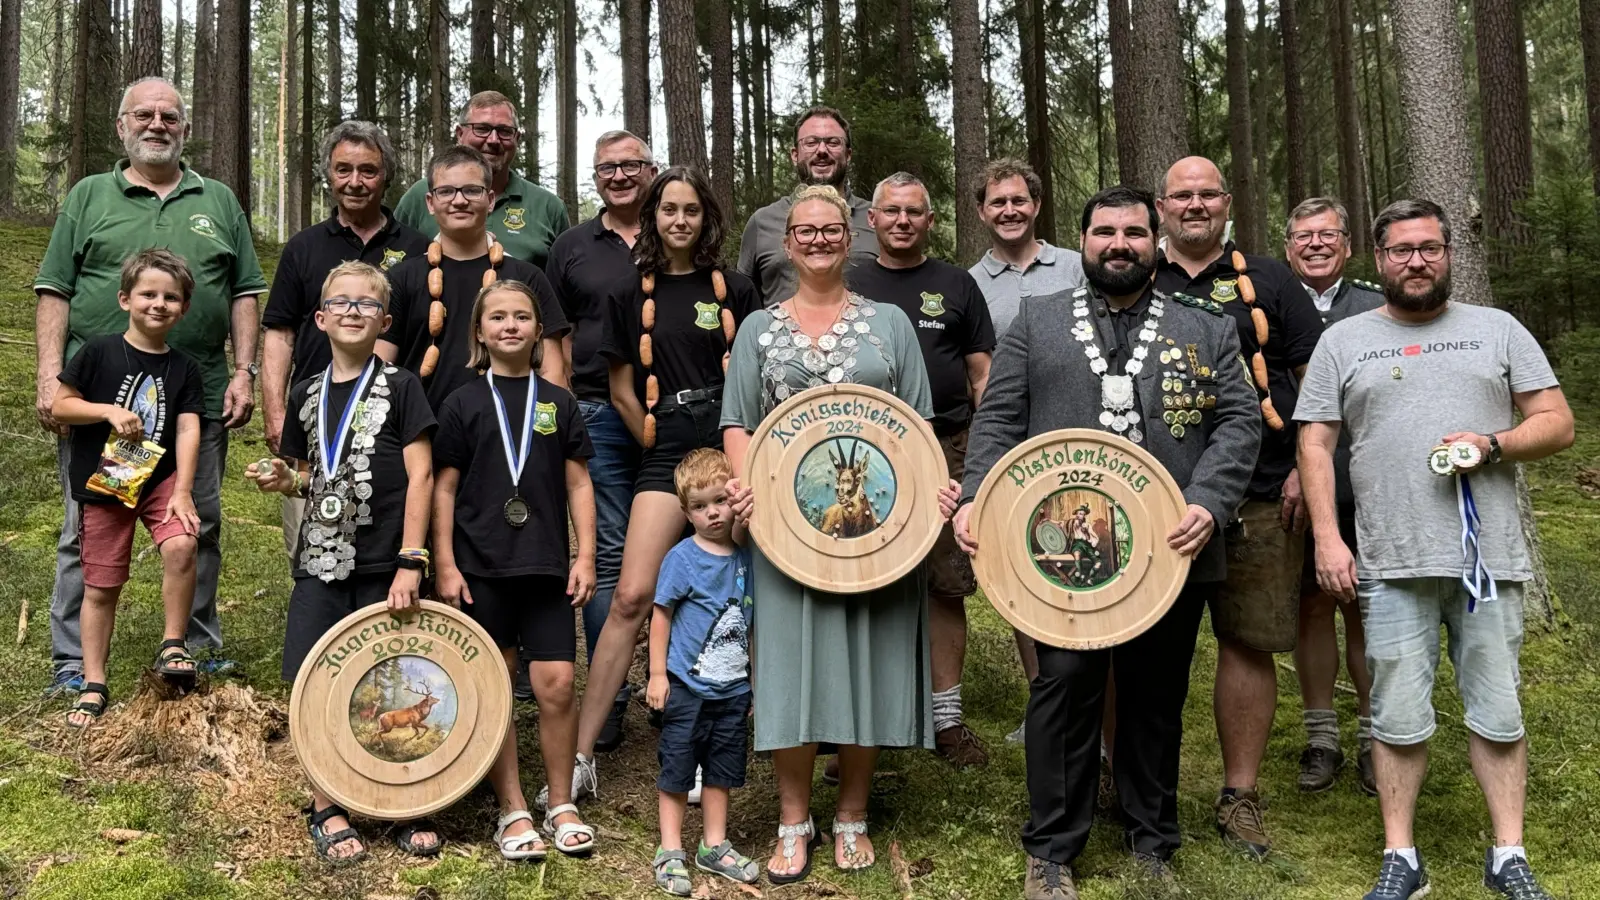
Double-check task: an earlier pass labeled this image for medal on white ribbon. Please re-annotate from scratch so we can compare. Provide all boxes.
[488,371,537,528]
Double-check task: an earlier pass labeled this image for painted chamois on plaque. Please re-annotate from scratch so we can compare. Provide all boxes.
[376,678,442,739]
[820,441,879,538]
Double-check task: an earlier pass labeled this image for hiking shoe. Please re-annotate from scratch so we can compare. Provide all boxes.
[1363,850,1430,899]
[934,724,989,768]
[1484,849,1553,899]
[1006,720,1026,744]
[1024,855,1078,900]
[1298,746,1345,793]
[535,753,597,810]
[1215,788,1271,859]
[1131,852,1179,896]
[594,694,629,753]
[1358,745,1377,796]
[45,668,85,698]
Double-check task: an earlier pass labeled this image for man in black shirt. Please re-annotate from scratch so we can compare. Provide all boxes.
[262,121,428,552]
[847,171,995,768]
[1152,156,1324,859]
[545,128,658,750]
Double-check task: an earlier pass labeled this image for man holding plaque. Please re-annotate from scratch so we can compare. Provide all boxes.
[955,186,1259,898]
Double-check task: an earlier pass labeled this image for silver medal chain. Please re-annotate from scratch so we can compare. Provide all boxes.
[298,367,391,581]
[1072,291,1164,444]
[758,292,879,410]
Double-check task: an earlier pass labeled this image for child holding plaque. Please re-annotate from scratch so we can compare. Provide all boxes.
[647,449,758,895]
[52,249,206,727]
[432,281,599,860]
[245,260,438,865]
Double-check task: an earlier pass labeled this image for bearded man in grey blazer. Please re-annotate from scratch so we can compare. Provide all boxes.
[953,185,1260,900]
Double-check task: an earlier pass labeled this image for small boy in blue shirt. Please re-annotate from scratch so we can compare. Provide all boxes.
[647,448,757,894]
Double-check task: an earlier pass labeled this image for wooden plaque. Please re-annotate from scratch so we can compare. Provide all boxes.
[289,600,511,820]
[744,384,948,594]
[970,429,1191,649]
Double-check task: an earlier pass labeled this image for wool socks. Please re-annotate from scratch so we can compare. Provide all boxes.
[932,684,963,733]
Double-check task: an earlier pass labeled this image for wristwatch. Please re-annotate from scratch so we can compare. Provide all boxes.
[237,362,260,379]
[1486,433,1503,464]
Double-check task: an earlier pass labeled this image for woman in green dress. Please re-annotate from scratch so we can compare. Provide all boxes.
[721,185,960,884]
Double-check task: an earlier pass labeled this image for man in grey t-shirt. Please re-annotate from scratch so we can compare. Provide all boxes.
[968,158,1085,339]
[1295,200,1572,900]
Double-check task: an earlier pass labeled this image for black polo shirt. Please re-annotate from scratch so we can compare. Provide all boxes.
[262,208,430,381]
[546,215,637,403]
[1154,242,1322,497]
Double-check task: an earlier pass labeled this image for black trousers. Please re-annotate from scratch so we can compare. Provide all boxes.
[1021,583,1213,864]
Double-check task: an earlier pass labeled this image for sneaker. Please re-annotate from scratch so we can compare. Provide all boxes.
[1006,720,1026,744]
[1358,745,1377,796]
[1215,788,1271,860]
[45,669,85,698]
[1024,855,1078,900]
[593,694,629,753]
[535,753,597,810]
[1484,849,1554,899]
[687,766,703,806]
[513,666,534,702]
[1298,746,1345,793]
[1363,849,1430,899]
[934,724,989,768]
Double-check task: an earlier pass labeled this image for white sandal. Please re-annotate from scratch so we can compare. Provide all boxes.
[832,816,873,870]
[495,809,546,861]
[542,803,596,856]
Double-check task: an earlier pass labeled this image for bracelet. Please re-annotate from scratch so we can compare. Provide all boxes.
[395,555,427,571]
[398,547,430,560]
[290,469,308,497]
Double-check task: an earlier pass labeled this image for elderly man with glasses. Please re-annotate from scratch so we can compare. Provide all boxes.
[395,91,570,269]
[33,76,268,691]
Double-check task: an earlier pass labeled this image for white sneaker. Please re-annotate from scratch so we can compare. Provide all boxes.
[1006,721,1026,745]
[536,753,598,810]
[687,766,704,805]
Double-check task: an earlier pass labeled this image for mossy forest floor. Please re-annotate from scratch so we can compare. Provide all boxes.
[0,220,1597,899]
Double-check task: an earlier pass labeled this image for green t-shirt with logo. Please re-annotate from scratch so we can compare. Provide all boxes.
[34,160,268,419]
[393,170,570,269]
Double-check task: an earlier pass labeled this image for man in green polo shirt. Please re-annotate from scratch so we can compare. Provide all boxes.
[33,76,266,691]
[394,90,570,269]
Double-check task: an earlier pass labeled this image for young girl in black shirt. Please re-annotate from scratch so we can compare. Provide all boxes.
[432,280,599,859]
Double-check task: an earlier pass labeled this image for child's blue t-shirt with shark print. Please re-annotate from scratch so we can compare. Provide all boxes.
[654,537,753,700]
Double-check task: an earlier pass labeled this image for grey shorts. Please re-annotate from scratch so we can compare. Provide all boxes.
[1359,577,1526,745]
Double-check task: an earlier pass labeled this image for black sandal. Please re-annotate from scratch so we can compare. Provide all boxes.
[154,639,197,684]
[66,682,109,728]
[305,803,367,867]
[394,821,442,857]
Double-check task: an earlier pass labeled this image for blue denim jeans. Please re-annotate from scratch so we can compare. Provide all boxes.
[580,400,640,703]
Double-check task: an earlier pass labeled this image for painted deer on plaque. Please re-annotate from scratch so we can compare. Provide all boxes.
[377,678,442,739]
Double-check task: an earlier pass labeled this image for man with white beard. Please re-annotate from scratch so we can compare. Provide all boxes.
[34,76,267,691]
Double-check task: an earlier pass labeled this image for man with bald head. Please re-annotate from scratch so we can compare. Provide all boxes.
[1152,156,1324,859]
[34,76,267,690]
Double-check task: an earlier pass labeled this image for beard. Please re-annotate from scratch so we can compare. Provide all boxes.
[1383,269,1451,313]
[794,156,847,189]
[124,130,183,166]
[1084,250,1156,296]
[1165,216,1223,252]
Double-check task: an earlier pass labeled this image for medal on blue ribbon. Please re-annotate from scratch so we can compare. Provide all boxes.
[488,371,537,528]
[1456,473,1497,611]
[315,357,377,523]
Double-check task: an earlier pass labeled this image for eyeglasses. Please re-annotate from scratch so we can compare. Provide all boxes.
[1379,243,1449,264]
[428,184,489,202]
[787,223,849,244]
[322,296,385,317]
[1288,229,1348,245]
[798,136,845,151]
[463,122,519,141]
[123,109,183,127]
[1163,190,1228,205]
[874,206,928,220]
[595,160,650,179]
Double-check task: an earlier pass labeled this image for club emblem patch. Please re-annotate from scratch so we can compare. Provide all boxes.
[189,214,218,238]
[503,208,527,231]
[380,248,407,270]
[919,292,946,316]
[694,301,721,330]
[533,401,558,435]
[1210,279,1238,303]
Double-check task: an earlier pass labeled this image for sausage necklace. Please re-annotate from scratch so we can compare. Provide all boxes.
[419,235,505,377]
[1230,250,1283,431]
[638,269,734,448]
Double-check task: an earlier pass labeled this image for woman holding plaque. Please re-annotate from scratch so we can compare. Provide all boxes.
[721,185,960,883]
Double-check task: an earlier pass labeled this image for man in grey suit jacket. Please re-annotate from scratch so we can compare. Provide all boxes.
[953,186,1260,899]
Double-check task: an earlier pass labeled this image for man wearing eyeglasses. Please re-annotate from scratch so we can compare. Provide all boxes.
[262,121,429,554]
[34,76,268,690]
[1152,156,1323,860]
[542,128,659,751]
[394,91,570,269]
[1281,197,1383,798]
[1296,199,1571,900]
[847,172,995,770]
[738,106,880,306]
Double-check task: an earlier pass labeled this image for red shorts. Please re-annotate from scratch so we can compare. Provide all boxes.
[79,475,198,589]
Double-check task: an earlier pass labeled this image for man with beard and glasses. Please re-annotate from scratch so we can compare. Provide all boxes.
[737,106,879,306]
[34,76,268,691]
[847,172,995,769]
[969,158,1085,339]
[954,185,1258,899]
[261,121,428,554]
[394,91,569,269]
[1282,196,1383,796]
[542,129,659,749]
[1152,156,1323,859]
[1296,199,1572,900]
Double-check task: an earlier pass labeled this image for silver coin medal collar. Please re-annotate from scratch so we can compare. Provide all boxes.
[760,292,887,408]
[487,371,536,528]
[301,359,388,582]
[1072,288,1164,445]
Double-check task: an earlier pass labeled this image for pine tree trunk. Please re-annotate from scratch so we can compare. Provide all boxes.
[355,0,379,120]
[211,0,250,212]
[753,0,771,194]
[470,0,495,92]
[557,0,577,220]
[1280,0,1308,211]
[302,0,316,222]
[429,0,449,153]
[621,0,651,142]
[327,0,343,124]
[70,0,117,188]
[894,0,913,95]
[278,2,289,241]
[822,0,841,94]
[737,2,753,191]
[286,0,301,231]
[1127,0,1187,194]
[1473,0,1533,251]
[129,0,162,78]
[710,0,735,215]
[1389,0,1553,628]
[1225,0,1259,252]
[1108,0,1137,184]
[0,0,21,210]
[174,0,185,90]
[1251,0,1270,230]
[193,0,214,153]
[951,0,986,264]
[1330,0,1368,254]
[1356,0,1382,205]
[521,0,542,178]
[1583,0,1600,195]
[852,0,870,82]
[1018,0,1054,241]
[659,0,707,170]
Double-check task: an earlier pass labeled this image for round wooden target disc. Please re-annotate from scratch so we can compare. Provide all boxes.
[744,384,948,594]
[970,429,1192,649]
[289,600,511,820]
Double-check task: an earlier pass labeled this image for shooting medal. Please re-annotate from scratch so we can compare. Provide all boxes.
[503,494,531,527]
[297,360,386,581]
[487,371,537,529]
